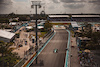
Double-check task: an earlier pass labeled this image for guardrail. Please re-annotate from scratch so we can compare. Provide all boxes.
[65,30,71,67]
[14,30,55,67]
[23,31,55,67]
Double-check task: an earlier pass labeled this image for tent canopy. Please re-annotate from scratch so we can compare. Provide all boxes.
[0,30,15,39]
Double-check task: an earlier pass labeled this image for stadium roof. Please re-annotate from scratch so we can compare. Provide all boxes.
[71,22,80,27]
[72,15,100,17]
[49,15,100,18]
[0,30,15,39]
[49,15,69,17]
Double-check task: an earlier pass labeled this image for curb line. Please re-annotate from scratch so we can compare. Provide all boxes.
[23,31,56,67]
[65,30,70,67]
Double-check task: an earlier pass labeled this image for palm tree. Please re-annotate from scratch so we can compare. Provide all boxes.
[68,14,72,21]
[44,21,52,31]
[8,12,15,18]
[0,41,20,67]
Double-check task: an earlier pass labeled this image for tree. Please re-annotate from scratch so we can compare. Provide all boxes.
[86,32,100,49]
[40,11,46,20]
[19,16,28,21]
[68,14,72,21]
[1,25,5,29]
[44,21,52,31]
[8,12,15,18]
[86,41,95,49]
[81,23,92,38]
[91,32,100,46]
[0,18,9,23]
[0,41,20,67]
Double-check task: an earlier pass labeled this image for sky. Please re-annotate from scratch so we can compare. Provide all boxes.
[0,0,100,14]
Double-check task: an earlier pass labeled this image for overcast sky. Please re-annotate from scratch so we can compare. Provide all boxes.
[0,0,100,14]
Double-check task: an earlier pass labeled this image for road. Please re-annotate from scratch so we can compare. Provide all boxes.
[30,29,68,67]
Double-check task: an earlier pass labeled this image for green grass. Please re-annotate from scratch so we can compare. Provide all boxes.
[39,32,47,37]
[71,30,74,34]
[51,23,71,25]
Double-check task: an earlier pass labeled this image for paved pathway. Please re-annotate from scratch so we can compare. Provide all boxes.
[70,37,80,67]
[13,27,41,58]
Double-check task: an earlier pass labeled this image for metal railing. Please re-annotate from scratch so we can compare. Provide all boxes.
[65,30,71,67]
[14,30,54,67]
[25,31,55,67]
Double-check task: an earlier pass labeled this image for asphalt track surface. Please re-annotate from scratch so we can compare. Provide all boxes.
[30,29,68,67]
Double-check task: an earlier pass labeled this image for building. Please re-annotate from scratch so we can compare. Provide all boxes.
[76,37,91,47]
[92,24,100,32]
[9,22,17,26]
[0,30,15,42]
[69,21,80,31]
[9,17,19,22]
[49,14,100,22]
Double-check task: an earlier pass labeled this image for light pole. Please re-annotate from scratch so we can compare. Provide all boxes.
[31,1,41,64]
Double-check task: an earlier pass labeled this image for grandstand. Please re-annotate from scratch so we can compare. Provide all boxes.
[49,14,100,22]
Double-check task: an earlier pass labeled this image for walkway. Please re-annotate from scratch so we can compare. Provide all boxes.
[70,37,80,67]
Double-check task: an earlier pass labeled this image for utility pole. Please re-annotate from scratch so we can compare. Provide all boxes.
[31,1,41,64]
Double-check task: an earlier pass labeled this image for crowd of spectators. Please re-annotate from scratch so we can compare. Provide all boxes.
[73,17,100,22]
[49,17,100,22]
[78,48,98,67]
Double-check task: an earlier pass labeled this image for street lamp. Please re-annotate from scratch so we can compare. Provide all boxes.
[31,1,41,64]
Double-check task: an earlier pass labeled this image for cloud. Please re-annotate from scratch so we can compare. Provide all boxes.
[0,0,13,13]
[52,0,60,3]
[14,0,28,2]
[88,0,100,5]
[60,0,100,13]
[63,3,85,9]
[0,0,13,6]
[60,0,85,3]
[0,0,100,14]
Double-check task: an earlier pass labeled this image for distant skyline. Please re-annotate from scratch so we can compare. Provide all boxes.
[0,0,100,14]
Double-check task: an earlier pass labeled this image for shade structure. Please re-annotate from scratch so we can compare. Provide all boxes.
[0,30,15,42]
[84,49,90,53]
[38,26,44,29]
[26,26,33,29]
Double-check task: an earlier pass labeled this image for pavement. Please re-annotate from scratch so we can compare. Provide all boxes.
[70,36,80,67]
[12,27,41,58]
[13,30,35,58]
[30,28,68,67]
[12,45,30,58]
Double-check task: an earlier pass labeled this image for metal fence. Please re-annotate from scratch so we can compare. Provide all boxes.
[14,30,54,67]
[64,30,71,67]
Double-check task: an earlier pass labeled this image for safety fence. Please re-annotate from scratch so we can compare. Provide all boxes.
[64,30,71,67]
[14,30,55,67]
[23,30,55,67]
